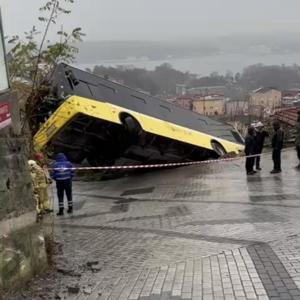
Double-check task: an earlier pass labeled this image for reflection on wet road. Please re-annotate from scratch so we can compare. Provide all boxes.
[15,149,300,299]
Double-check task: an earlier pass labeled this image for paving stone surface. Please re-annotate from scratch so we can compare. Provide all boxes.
[9,148,300,299]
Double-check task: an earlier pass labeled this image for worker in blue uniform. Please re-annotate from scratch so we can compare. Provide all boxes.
[50,153,74,216]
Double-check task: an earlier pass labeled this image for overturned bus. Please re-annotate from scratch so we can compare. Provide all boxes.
[33,64,244,166]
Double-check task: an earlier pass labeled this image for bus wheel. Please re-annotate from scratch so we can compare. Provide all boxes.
[122,115,142,136]
[211,141,226,157]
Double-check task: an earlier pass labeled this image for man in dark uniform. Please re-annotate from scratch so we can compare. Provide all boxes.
[50,153,74,216]
[295,111,300,169]
[245,126,256,175]
[271,121,284,174]
[254,122,269,170]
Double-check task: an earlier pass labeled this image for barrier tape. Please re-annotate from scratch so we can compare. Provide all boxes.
[50,153,262,171]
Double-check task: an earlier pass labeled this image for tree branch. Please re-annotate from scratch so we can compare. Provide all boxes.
[31,0,58,91]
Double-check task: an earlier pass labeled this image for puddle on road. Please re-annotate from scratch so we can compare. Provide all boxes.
[250,193,299,202]
[121,187,155,196]
[247,176,281,182]
[175,190,212,198]
[110,203,129,213]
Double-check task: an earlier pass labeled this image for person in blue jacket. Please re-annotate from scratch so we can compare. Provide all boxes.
[50,153,74,216]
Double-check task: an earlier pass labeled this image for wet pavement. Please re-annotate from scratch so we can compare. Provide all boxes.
[10,148,300,299]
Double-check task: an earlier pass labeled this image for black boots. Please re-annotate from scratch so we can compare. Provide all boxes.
[57,207,73,216]
[270,169,281,174]
[57,208,64,216]
[36,213,43,223]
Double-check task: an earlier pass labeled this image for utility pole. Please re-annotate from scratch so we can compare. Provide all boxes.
[203,88,208,116]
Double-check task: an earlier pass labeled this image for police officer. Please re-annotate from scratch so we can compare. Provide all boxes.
[50,153,74,216]
[271,121,284,174]
[253,122,269,170]
[245,126,256,175]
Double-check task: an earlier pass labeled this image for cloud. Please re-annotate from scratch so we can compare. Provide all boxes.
[1,0,300,40]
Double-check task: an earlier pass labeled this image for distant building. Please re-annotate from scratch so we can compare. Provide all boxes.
[249,87,281,118]
[176,84,187,96]
[192,94,225,116]
[282,90,300,107]
[176,96,193,110]
[188,85,227,96]
[225,99,248,117]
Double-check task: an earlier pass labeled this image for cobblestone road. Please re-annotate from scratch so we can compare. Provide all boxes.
[14,148,300,299]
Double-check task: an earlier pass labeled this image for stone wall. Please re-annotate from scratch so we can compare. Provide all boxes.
[0,91,47,292]
[0,92,33,221]
[0,137,33,220]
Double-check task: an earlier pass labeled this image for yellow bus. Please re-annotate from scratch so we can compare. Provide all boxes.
[34,64,244,166]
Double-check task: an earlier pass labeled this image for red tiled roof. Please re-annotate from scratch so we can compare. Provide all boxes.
[274,107,300,126]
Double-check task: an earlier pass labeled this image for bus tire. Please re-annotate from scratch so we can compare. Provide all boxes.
[211,141,227,157]
[123,116,142,136]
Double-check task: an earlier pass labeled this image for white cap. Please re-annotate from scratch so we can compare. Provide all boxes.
[28,160,37,167]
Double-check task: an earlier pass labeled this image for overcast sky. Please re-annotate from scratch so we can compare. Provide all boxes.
[1,0,300,41]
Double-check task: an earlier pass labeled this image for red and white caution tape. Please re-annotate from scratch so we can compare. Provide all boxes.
[50,154,262,171]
